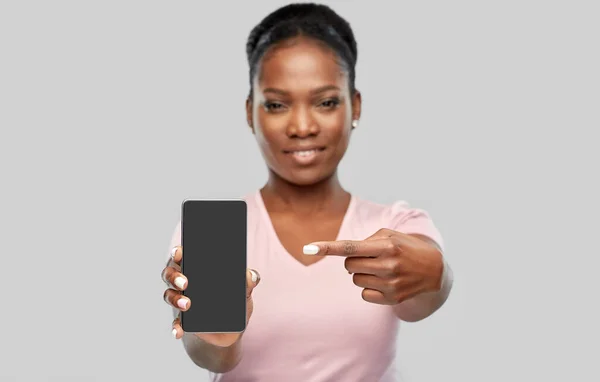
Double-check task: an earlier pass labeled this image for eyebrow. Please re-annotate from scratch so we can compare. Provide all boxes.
[263,85,341,95]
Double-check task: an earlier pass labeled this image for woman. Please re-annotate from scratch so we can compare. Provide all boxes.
[161,3,453,381]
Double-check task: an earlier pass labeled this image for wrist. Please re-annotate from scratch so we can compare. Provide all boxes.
[438,256,452,292]
[182,333,244,373]
[427,251,446,293]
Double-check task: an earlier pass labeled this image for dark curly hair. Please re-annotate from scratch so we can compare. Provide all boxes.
[245,3,358,97]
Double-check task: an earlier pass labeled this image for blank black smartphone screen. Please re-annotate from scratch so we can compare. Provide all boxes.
[181,199,247,333]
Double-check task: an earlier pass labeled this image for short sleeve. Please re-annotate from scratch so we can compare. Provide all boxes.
[386,201,444,250]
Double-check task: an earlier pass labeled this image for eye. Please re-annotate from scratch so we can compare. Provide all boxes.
[263,102,286,112]
[318,98,341,109]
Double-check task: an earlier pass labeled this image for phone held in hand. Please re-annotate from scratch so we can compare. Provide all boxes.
[181,199,247,333]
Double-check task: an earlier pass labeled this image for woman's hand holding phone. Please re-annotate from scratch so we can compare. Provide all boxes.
[161,246,261,348]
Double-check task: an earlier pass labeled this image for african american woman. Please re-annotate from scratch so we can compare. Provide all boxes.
[161,3,454,382]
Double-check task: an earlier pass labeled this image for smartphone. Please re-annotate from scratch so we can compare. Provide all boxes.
[180,199,247,333]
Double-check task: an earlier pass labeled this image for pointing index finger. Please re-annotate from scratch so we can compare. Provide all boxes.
[303,239,391,257]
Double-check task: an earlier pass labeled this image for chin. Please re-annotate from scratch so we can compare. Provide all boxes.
[281,168,335,187]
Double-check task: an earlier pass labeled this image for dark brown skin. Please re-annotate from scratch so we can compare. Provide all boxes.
[161,36,447,373]
[162,247,259,372]
[246,37,361,266]
[265,199,349,266]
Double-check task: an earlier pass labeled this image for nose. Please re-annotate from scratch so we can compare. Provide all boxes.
[286,106,319,138]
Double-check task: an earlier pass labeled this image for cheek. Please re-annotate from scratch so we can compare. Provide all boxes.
[254,112,281,148]
[326,120,352,150]
[327,106,352,142]
[254,125,281,160]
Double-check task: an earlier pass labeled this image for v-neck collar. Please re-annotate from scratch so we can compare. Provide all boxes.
[254,190,356,269]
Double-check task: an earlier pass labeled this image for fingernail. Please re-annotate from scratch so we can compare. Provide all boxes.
[170,247,177,259]
[174,276,186,289]
[249,269,258,283]
[172,329,178,338]
[177,298,188,310]
[303,244,319,255]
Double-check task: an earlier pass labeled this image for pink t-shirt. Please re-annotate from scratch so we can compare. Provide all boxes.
[169,190,443,382]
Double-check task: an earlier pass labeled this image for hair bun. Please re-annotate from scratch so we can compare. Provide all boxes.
[245,3,358,96]
[246,3,357,65]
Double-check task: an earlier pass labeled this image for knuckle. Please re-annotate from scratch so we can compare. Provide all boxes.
[391,236,403,247]
[387,278,402,293]
[383,258,401,277]
[163,289,171,303]
[343,241,359,255]
[378,228,393,237]
[163,266,176,282]
[391,260,402,276]
[383,240,396,253]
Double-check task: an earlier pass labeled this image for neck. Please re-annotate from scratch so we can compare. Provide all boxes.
[260,170,350,215]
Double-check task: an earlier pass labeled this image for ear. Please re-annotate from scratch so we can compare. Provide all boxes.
[351,89,362,129]
[245,96,255,134]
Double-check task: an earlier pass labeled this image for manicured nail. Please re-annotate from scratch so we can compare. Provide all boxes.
[303,244,319,255]
[249,269,258,283]
[172,329,177,338]
[177,298,188,310]
[174,276,186,289]
[170,247,177,259]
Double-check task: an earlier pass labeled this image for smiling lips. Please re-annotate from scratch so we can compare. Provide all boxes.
[283,147,326,165]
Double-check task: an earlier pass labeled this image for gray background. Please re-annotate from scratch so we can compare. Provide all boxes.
[1,0,598,381]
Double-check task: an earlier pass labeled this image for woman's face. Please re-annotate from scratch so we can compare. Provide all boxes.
[246,37,361,187]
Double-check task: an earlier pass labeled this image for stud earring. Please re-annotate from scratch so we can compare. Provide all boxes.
[351,119,359,128]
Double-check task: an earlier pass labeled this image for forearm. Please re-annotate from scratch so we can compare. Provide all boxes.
[394,257,454,322]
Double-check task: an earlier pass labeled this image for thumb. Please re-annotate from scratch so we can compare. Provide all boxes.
[246,268,261,297]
